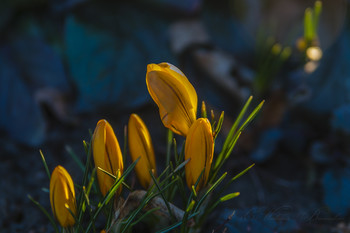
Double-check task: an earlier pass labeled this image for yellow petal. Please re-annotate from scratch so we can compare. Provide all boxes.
[50,165,77,227]
[92,119,124,196]
[146,62,198,136]
[128,114,157,189]
[185,118,214,191]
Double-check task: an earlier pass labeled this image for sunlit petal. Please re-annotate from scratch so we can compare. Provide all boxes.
[185,118,214,191]
[146,62,197,136]
[92,119,124,196]
[128,114,157,189]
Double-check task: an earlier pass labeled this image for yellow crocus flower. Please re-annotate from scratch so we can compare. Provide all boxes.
[92,119,124,196]
[50,165,77,227]
[128,114,157,189]
[185,118,214,191]
[146,62,198,137]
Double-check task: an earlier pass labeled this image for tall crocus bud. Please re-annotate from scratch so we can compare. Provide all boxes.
[92,119,124,196]
[146,62,198,137]
[50,165,77,228]
[128,114,157,189]
[185,118,214,191]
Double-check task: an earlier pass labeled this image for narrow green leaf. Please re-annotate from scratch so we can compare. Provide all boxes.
[105,177,124,204]
[204,193,239,219]
[214,96,252,170]
[213,111,224,140]
[155,212,200,233]
[304,8,314,41]
[166,129,173,167]
[86,168,96,196]
[130,207,161,227]
[121,191,155,233]
[210,132,241,183]
[39,150,51,180]
[178,141,186,166]
[176,176,187,205]
[158,176,180,195]
[149,171,176,222]
[194,172,227,213]
[223,96,252,150]
[28,195,59,233]
[66,203,79,223]
[186,200,196,212]
[106,201,114,229]
[225,132,241,160]
[122,181,132,191]
[237,100,264,133]
[215,164,255,199]
[66,145,85,172]
[231,163,255,183]
[220,192,240,202]
[41,187,50,193]
[191,185,197,198]
[85,157,140,233]
[97,167,117,179]
[173,159,190,174]
[173,138,179,166]
[78,134,93,227]
[83,140,89,155]
[158,165,170,180]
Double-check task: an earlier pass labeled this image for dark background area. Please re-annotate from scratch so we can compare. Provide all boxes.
[1,0,350,232]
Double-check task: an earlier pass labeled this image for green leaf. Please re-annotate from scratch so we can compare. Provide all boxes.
[173,159,190,174]
[230,163,255,183]
[39,150,51,180]
[28,195,59,233]
[121,191,155,233]
[194,172,227,213]
[66,145,85,172]
[130,207,161,227]
[156,212,200,233]
[211,99,263,182]
[97,167,117,179]
[237,100,264,133]
[304,8,314,41]
[149,171,176,222]
[220,192,240,202]
[215,164,255,199]
[213,111,224,140]
[214,96,252,170]
[186,200,196,212]
[85,157,140,233]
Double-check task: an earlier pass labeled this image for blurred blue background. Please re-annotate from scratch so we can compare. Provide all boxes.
[1,0,350,232]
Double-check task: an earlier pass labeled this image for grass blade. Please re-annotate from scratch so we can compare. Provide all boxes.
[194,172,227,213]
[39,150,51,180]
[28,195,59,233]
[66,145,85,172]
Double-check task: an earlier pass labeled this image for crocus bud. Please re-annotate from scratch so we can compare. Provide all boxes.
[50,165,77,227]
[146,62,198,137]
[185,118,214,191]
[92,119,124,196]
[128,114,157,189]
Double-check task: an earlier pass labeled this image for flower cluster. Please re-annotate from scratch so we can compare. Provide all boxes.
[33,62,263,233]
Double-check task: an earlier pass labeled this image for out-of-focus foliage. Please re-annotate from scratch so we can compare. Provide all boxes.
[0,1,177,145]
